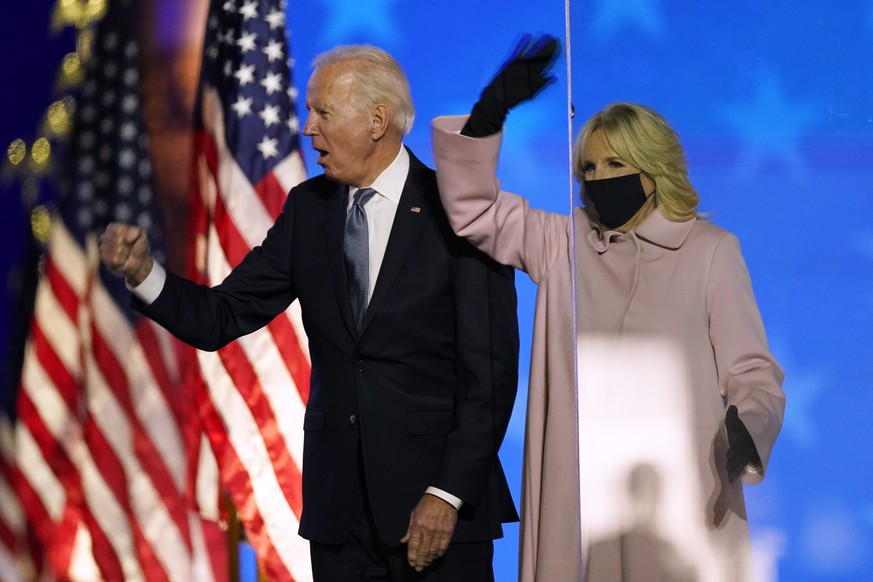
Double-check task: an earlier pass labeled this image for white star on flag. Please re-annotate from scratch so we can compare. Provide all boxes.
[237,31,258,53]
[256,136,279,158]
[259,103,281,127]
[263,40,284,62]
[265,8,285,29]
[261,71,283,94]
[231,96,254,118]
[240,1,259,20]
[234,63,256,85]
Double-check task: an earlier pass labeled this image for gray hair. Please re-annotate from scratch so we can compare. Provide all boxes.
[313,45,415,135]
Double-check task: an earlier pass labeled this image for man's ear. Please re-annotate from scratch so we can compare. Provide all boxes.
[370,103,390,140]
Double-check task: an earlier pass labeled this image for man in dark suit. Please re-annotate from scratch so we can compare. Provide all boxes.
[100,45,519,581]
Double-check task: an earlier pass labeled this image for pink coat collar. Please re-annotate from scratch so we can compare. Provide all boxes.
[584,207,696,253]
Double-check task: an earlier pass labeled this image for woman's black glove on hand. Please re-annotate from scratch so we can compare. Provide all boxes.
[461,33,561,138]
[726,405,761,483]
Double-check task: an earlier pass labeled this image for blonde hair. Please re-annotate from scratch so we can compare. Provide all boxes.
[573,103,700,225]
[313,45,415,135]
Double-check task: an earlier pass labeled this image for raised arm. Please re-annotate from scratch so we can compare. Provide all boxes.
[431,34,569,282]
[432,118,574,282]
[99,196,298,352]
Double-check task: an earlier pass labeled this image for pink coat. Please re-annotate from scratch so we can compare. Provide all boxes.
[432,115,785,582]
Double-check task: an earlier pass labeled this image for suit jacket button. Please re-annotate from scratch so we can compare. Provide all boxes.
[349,414,357,425]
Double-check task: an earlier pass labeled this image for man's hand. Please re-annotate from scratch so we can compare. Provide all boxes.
[99,223,154,287]
[400,493,458,572]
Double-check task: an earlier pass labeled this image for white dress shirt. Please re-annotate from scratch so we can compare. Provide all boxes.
[348,146,406,302]
[348,147,463,510]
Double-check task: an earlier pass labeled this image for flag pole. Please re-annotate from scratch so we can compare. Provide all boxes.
[226,491,241,582]
[225,492,270,582]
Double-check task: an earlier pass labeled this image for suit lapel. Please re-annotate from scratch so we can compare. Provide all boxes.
[324,183,358,337]
[360,158,431,334]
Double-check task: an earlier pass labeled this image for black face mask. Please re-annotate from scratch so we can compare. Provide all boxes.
[584,173,649,229]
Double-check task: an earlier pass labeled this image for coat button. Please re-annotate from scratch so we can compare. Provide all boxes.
[349,414,357,425]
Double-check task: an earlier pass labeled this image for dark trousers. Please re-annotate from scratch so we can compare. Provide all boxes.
[309,451,495,581]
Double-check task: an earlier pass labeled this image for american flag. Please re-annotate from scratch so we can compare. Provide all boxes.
[190,0,311,580]
[1,0,220,580]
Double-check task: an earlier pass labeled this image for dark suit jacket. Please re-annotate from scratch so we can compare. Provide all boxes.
[135,149,520,545]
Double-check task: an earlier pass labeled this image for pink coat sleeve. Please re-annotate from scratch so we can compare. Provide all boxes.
[431,115,569,283]
[707,232,786,484]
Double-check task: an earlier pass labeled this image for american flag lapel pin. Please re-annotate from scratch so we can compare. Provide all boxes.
[410,206,421,213]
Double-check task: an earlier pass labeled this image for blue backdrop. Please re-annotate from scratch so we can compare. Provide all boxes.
[3,1,873,580]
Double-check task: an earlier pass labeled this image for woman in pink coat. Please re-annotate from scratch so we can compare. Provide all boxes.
[431,36,785,581]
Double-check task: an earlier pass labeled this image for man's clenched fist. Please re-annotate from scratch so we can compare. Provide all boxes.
[99,223,154,287]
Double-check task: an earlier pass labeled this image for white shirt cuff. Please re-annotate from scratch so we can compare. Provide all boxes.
[126,262,166,305]
[425,486,463,511]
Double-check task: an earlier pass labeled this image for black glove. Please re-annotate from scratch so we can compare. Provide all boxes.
[461,33,561,138]
[725,405,761,483]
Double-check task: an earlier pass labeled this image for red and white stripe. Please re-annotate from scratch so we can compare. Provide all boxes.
[11,221,220,581]
[189,86,311,582]
[0,416,36,582]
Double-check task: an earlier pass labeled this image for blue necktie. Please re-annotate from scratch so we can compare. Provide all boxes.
[343,187,377,332]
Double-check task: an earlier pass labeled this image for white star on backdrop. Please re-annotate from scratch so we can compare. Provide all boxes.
[855,231,873,315]
[862,503,873,529]
[855,231,873,261]
[719,72,818,179]
[317,0,400,44]
[590,0,667,41]
[781,369,825,447]
[868,1,873,33]
[800,502,868,574]
[768,332,824,448]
